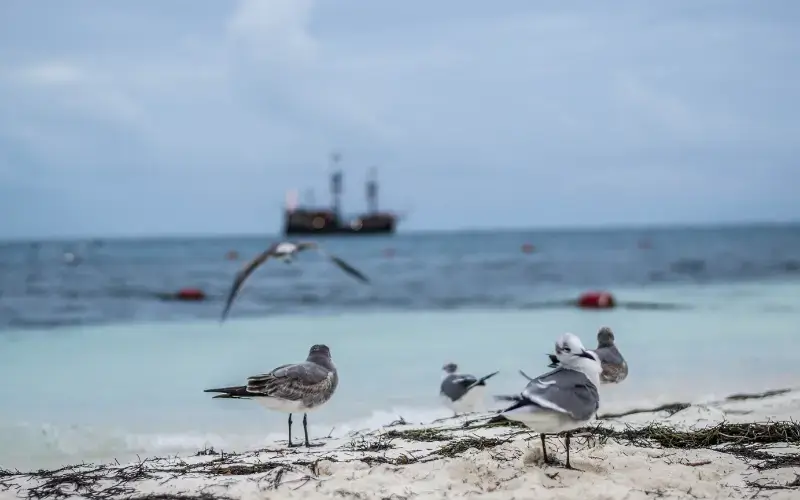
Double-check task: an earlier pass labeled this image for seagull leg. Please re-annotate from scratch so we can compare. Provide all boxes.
[540,433,549,464]
[303,413,324,448]
[287,413,298,448]
[564,432,582,470]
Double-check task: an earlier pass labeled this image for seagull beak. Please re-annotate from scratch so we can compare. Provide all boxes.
[578,350,595,360]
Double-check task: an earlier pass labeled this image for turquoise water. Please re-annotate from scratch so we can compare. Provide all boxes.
[1,281,798,470]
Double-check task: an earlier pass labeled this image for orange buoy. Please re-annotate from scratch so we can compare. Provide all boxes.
[577,291,615,309]
[176,288,206,301]
[521,243,535,253]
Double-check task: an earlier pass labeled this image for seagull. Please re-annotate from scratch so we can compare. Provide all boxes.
[546,327,628,384]
[496,332,602,469]
[439,363,499,416]
[594,327,628,384]
[220,240,370,321]
[203,344,338,448]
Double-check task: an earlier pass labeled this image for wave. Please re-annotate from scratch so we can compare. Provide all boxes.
[0,405,449,471]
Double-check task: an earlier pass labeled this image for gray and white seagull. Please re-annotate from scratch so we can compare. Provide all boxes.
[221,240,370,321]
[593,327,628,384]
[547,326,628,384]
[439,363,499,416]
[204,344,338,448]
[497,332,602,469]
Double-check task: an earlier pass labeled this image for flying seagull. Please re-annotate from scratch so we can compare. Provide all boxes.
[496,332,602,469]
[203,344,338,448]
[439,363,499,416]
[221,240,370,321]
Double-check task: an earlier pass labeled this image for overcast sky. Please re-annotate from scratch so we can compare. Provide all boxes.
[1,0,798,239]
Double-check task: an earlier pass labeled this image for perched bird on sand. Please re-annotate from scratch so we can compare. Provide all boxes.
[497,332,601,469]
[593,327,628,384]
[439,363,499,416]
[547,327,628,384]
[220,240,370,321]
[204,344,338,448]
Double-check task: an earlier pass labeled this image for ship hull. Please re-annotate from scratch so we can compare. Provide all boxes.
[282,209,397,236]
[284,221,396,236]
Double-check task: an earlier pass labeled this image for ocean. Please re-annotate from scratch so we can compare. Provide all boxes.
[0,224,799,470]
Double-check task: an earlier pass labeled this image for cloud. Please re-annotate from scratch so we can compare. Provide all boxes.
[0,0,798,238]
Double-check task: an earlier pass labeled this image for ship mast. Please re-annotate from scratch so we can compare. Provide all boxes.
[329,151,343,219]
[366,166,378,213]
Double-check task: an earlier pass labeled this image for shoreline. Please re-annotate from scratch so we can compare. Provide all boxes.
[2,388,799,500]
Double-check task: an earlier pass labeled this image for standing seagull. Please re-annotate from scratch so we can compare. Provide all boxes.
[496,333,602,469]
[204,344,338,448]
[221,241,370,321]
[593,327,628,384]
[439,363,499,416]
[546,327,628,384]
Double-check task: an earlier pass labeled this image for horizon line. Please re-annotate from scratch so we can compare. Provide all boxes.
[2,218,798,244]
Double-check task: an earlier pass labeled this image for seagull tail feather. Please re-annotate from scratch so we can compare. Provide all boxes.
[204,385,251,399]
[493,394,522,402]
[466,370,500,390]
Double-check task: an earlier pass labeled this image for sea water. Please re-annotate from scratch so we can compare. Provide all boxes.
[2,224,799,329]
[1,280,799,470]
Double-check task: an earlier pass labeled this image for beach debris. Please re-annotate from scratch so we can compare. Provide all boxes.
[2,416,800,499]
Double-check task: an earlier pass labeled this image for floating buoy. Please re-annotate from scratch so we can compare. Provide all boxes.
[521,243,535,253]
[62,252,81,266]
[577,291,615,309]
[175,288,206,301]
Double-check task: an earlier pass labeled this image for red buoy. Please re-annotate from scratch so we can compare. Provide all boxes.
[176,288,206,301]
[521,243,535,253]
[577,291,615,309]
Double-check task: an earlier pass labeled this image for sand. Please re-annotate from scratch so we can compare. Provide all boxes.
[2,388,799,500]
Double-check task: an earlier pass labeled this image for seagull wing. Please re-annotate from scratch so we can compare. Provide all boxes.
[246,361,334,402]
[220,244,277,321]
[314,247,370,284]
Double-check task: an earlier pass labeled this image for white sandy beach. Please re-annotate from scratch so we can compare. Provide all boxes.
[2,387,799,500]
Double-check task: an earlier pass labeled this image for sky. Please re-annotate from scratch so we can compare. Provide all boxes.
[0,0,798,239]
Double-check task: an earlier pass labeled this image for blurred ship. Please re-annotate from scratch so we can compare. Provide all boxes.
[282,153,399,236]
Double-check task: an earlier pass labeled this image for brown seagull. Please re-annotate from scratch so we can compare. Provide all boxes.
[221,241,370,321]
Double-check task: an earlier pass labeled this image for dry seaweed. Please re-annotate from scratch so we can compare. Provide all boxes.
[0,455,323,500]
[435,437,506,457]
[382,427,450,442]
[596,402,691,420]
[745,473,800,491]
[347,434,394,453]
[726,388,791,401]
[128,495,236,500]
[4,414,800,499]
[585,420,800,449]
